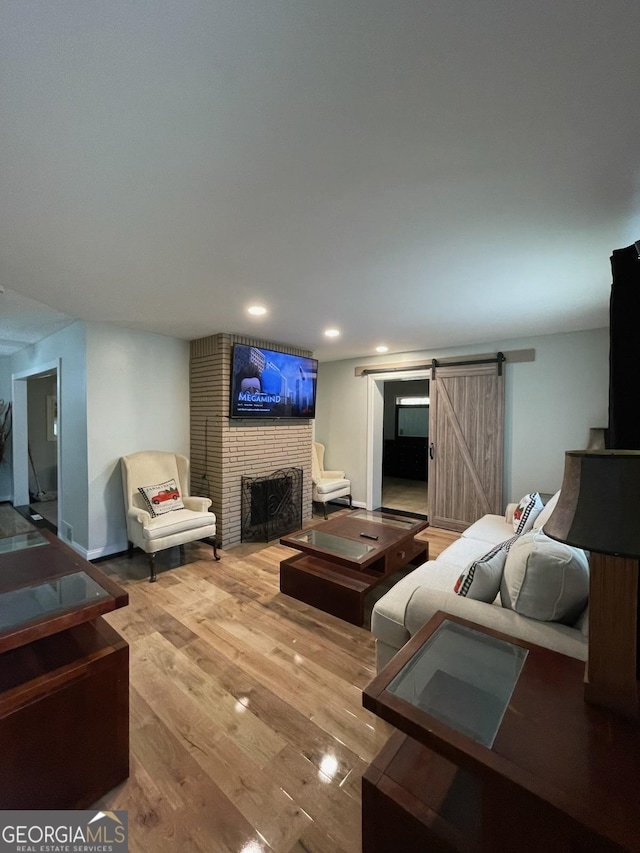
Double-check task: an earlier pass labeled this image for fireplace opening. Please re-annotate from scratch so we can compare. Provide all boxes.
[241,468,303,542]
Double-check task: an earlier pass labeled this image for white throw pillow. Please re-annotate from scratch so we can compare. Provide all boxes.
[455,535,519,602]
[533,490,561,530]
[500,530,589,624]
[512,492,544,535]
[138,478,185,517]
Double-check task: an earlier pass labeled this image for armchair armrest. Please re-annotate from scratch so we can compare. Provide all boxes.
[322,469,346,479]
[127,506,152,525]
[183,495,212,513]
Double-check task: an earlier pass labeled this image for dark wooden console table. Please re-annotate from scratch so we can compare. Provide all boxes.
[0,529,129,809]
[362,611,640,853]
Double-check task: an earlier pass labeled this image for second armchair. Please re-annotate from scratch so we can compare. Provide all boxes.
[311,441,352,518]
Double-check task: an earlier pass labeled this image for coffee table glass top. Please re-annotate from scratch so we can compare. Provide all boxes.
[0,570,110,632]
[386,619,528,748]
[288,529,377,559]
[349,510,420,529]
[0,531,49,554]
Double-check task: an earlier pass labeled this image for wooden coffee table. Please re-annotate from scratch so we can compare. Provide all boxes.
[279,510,428,625]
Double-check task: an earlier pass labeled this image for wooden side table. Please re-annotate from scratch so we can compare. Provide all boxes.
[362,612,640,853]
[0,529,129,808]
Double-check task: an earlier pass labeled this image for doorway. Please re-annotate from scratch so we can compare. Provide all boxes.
[12,360,61,534]
[366,358,505,529]
[366,369,430,516]
[382,379,429,516]
[26,372,58,528]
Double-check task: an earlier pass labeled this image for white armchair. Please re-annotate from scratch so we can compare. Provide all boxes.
[311,441,352,518]
[120,450,219,582]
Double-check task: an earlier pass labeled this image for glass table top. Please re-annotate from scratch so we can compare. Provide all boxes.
[0,530,49,554]
[288,529,377,559]
[349,510,420,529]
[387,619,528,748]
[0,571,110,632]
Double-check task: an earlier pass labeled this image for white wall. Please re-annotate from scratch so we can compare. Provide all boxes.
[85,323,190,558]
[6,321,189,559]
[315,327,609,507]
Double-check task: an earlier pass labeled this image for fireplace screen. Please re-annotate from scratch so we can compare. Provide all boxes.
[241,468,303,542]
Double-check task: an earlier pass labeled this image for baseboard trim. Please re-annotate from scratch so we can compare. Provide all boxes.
[85,542,127,561]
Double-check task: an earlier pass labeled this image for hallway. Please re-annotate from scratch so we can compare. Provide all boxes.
[381,476,428,517]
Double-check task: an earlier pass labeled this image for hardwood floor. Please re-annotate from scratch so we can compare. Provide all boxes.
[91,513,457,852]
[96,522,383,852]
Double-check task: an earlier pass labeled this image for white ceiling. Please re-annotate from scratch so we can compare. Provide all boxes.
[1,1,638,362]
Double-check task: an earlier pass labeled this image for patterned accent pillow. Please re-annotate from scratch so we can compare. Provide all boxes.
[138,479,185,517]
[512,492,544,535]
[454,535,520,602]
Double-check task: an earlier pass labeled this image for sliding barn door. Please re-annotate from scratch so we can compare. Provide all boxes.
[429,363,504,531]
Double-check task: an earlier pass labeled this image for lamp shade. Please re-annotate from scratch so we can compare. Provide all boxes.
[543,450,640,558]
[586,428,606,451]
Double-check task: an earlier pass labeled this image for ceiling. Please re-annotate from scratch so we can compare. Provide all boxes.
[1,2,638,362]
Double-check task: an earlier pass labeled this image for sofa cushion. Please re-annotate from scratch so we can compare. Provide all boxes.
[403,587,587,662]
[500,530,589,624]
[314,477,351,495]
[438,536,505,570]
[139,478,185,517]
[370,560,462,650]
[142,508,215,540]
[575,604,589,639]
[454,535,519,602]
[512,492,544,534]
[462,514,514,545]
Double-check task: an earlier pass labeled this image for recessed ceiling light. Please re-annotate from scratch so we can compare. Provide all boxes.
[248,305,267,316]
[324,328,340,338]
[376,345,389,353]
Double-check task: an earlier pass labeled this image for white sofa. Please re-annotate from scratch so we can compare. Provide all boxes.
[372,494,589,672]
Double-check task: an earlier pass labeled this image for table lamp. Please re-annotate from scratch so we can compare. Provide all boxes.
[543,449,640,721]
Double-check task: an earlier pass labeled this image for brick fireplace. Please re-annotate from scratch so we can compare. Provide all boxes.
[189,333,313,548]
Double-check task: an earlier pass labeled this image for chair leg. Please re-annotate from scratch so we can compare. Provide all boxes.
[148,552,157,583]
[348,494,352,509]
[179,544,185,563]
[212,539,220,561]
[127,541,134,558]
[323,503,328,519]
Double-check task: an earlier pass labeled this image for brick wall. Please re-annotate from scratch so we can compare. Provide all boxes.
[190,333,313,547]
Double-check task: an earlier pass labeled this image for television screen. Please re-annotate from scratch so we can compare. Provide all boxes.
[229,344,318,419]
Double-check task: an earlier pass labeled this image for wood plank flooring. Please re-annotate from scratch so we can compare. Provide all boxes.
[90,512,459,853]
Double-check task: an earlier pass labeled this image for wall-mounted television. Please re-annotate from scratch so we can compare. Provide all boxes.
[229,344,318,419]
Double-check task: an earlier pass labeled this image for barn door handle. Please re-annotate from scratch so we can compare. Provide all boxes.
[429,442,435,459]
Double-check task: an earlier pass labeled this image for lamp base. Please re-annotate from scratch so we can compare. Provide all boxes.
[585,552,639,722]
